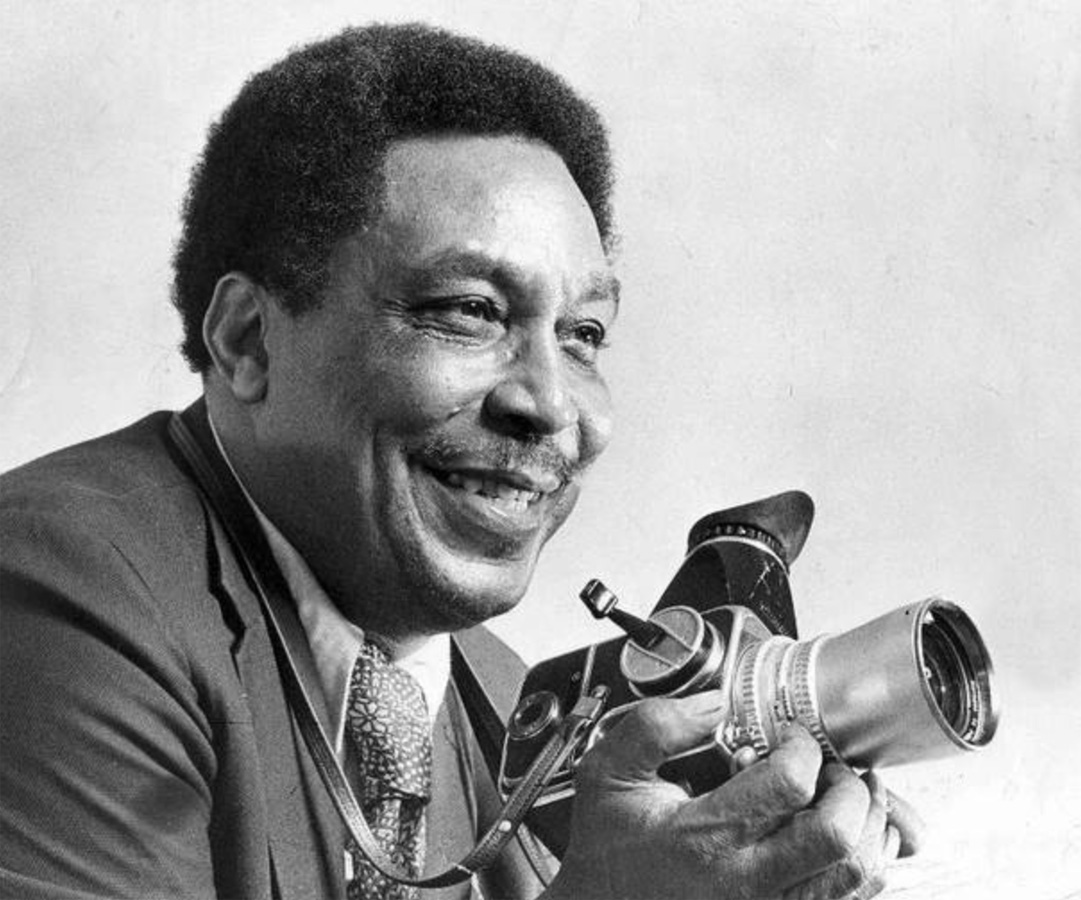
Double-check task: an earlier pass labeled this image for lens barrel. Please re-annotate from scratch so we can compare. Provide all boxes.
[740,598,998,768]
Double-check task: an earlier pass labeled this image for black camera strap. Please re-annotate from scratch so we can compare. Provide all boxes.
[166,410,598,889]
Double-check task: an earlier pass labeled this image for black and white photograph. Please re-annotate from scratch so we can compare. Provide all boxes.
[1,2,1078,898]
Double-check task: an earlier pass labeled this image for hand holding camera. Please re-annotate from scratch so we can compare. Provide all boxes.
[545,701,921,900]
[510,491,995,900]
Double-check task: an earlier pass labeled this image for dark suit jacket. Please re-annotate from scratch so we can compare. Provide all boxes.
[0,404,548,899]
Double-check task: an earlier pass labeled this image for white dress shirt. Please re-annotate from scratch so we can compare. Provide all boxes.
[207,417,458,886]
[206,416,450,756]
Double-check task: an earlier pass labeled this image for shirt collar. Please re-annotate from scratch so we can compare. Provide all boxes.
[205,412,450,750]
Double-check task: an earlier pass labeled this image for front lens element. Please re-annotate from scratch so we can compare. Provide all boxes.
[921,610,971,735]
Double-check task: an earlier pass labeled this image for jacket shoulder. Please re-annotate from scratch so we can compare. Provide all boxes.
[0,411,243,897]
[1,411,187,515]
[0,408,230,667]
[1,410,208,568]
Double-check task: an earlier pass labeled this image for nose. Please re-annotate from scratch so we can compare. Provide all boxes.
[484,334,578,438]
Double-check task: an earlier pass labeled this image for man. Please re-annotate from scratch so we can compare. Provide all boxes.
[0,23,919,900]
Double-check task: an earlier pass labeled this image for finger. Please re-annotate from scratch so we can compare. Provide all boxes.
[782,772,902,900]
[884,824,902,861]
[791,821,899,898]
[859,770,889,839]
[692,724,823,849]
[885,788,925,857]
[784,856,889,900]
[761,762,872,891]
[591,690,727,779]
[731,745,759,773]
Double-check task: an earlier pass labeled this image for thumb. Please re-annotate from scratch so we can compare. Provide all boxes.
[589,690,726,781]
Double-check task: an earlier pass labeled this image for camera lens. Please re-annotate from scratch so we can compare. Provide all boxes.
[920,609,974,737]
[734,598,999,769]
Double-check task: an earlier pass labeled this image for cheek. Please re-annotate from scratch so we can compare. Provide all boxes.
[574,375,615,460]
[367,349,499,427]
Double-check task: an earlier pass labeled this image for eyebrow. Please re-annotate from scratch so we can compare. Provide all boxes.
[582,270,622,310]
[401,248,620,309]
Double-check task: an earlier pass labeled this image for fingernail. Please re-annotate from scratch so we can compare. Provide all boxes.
[732,746,759,771]
[777,721,808,742]
[885,824,902,858]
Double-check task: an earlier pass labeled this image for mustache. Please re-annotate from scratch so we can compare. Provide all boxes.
[416,432,581,485]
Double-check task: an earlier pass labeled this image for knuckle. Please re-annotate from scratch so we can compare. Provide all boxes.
[835,856,866,893]
[684,828,740,875]
[862,870,888,898]
[626,697,681,755]
[633,697,671,730]
[571,746,608,794]
[574,745,604,782]
[820,818,861,862]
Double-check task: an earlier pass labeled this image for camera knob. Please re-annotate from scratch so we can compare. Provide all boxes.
[620,606,726,697]
[580,579,668,648]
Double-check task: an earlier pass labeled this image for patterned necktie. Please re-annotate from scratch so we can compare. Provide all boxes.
[345,640,433,900]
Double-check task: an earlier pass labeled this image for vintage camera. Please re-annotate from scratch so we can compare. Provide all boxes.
[499,491,998,855]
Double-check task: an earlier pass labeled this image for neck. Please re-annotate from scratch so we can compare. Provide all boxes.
[203,386,439,655]
[363,630,433,661]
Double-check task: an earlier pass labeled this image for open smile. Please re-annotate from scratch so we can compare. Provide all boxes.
[438,470,546,513]
[417,461,565,546]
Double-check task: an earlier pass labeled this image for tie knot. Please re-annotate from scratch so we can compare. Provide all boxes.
[347,641,432,802]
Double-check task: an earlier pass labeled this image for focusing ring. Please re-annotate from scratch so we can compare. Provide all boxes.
[738,641,773,759]
[789,638,840,763]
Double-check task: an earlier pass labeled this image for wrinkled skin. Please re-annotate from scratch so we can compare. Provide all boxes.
[206,135,617,655]
[548,694,923,900]
[205,134,922,899]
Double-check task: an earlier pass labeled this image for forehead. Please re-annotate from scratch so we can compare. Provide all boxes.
[369,134,609,280]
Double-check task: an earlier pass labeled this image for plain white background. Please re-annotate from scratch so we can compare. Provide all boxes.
[1,2,1078,897]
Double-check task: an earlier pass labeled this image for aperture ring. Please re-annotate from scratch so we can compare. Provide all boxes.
[789,637,841,763]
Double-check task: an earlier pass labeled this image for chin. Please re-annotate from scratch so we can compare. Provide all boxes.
[388,479,577,635]
[407,551,538,634]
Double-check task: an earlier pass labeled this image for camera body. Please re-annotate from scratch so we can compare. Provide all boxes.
[498,492,997,856]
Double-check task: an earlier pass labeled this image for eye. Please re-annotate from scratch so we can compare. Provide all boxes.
[410,295,506,343]
[454,298,500,322]
[561,317,610,366]
[572,320,608,349]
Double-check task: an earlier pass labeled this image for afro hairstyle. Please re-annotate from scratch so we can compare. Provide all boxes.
[172,22,614,371]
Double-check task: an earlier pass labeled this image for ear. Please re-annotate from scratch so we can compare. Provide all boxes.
[202,273,271,403]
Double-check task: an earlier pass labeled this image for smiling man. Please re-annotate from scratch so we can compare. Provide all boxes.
[0,23,918,900]
[210,135,617,651]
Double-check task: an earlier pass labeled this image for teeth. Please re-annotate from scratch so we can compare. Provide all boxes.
[442,471,542,509]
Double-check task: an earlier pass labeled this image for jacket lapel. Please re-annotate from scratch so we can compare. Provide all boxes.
[183,400,346,899]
